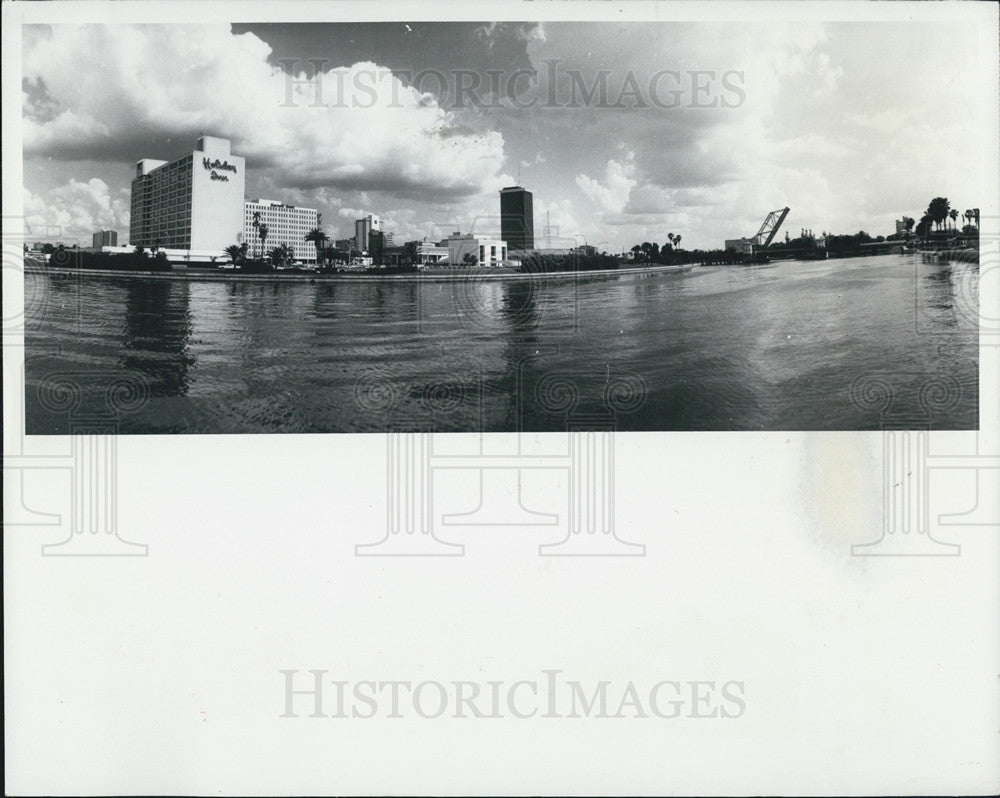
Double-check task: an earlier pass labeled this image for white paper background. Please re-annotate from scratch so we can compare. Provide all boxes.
[4,2,999,795]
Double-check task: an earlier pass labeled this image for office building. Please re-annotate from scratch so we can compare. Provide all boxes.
[243,199,320,262]
[130,136,245,254]
[500,186,534,250]
[92,230,118,248]
[355,214,381,252]
[368,229,385,263]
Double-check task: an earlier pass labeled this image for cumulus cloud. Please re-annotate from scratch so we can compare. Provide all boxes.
[21,21,994,253]
[476,22,546,49]
[25,178,129,244]
[534,197,581,244]
[575,156,637,215]
[22,24,507,200]
[523,21,872,246]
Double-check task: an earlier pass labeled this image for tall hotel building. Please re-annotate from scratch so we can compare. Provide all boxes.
[243,199,320,262]
[130,136,245,253]
[500,186,535,250]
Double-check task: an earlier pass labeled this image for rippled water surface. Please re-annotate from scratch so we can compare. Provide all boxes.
[24,255,978,433]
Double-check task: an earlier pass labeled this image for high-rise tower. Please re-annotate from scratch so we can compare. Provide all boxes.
[499,186,534,250]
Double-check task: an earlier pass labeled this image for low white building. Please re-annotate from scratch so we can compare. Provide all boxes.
[243,199,320,262]
[417,242,449,265]
[93,245,227,265]
[446,233,508,267]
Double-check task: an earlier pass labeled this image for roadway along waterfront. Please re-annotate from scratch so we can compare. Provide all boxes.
[23,254,979,432]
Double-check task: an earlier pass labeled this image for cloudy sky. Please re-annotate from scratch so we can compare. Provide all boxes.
[21,19,995,250]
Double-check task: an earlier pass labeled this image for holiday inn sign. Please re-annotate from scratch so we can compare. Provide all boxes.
[203,157,238,173]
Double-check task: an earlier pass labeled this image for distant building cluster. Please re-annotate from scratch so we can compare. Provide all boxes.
[92,137,546,267]
[354,214,379,253]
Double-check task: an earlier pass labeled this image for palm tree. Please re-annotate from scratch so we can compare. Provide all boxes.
[402,240,421,266]
[916,214,932,240]
[674,234,682,248]
[224,244,246,266]
[926,197,950,232]
[305,227,327,265]
[973,208,980,229]
[258,223,268,256]
[268,245,291,268]
[948,209,958,230]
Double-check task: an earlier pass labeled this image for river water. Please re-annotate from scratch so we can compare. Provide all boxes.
[24,254,978,433]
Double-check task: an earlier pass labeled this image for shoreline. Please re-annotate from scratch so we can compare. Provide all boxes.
[22,250,977,285]
[23,261,695,283]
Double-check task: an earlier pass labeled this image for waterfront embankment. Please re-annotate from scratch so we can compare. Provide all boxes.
[23,261,694,283]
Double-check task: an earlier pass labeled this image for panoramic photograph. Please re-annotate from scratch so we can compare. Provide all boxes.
[21,19,986,433]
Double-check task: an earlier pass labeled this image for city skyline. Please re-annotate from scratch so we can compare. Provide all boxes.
[22,18,994,251]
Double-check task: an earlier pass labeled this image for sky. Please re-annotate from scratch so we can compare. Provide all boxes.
[21,20,995,250]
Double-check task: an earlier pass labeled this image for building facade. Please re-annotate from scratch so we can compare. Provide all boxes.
[446,233,508,267]
[367,229,385,263]
[724,237,755,254]
[355,214,381,253]
[417,242,449,265]
[130,136,245,254]
[500,186,534,250]
[243,199,320,262]
[92,230,118,248]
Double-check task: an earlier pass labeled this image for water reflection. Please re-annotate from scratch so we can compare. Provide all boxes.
[919,261,978,331]
[497,278,543,429]
[23,254,979,433]
[120,279,194,396]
